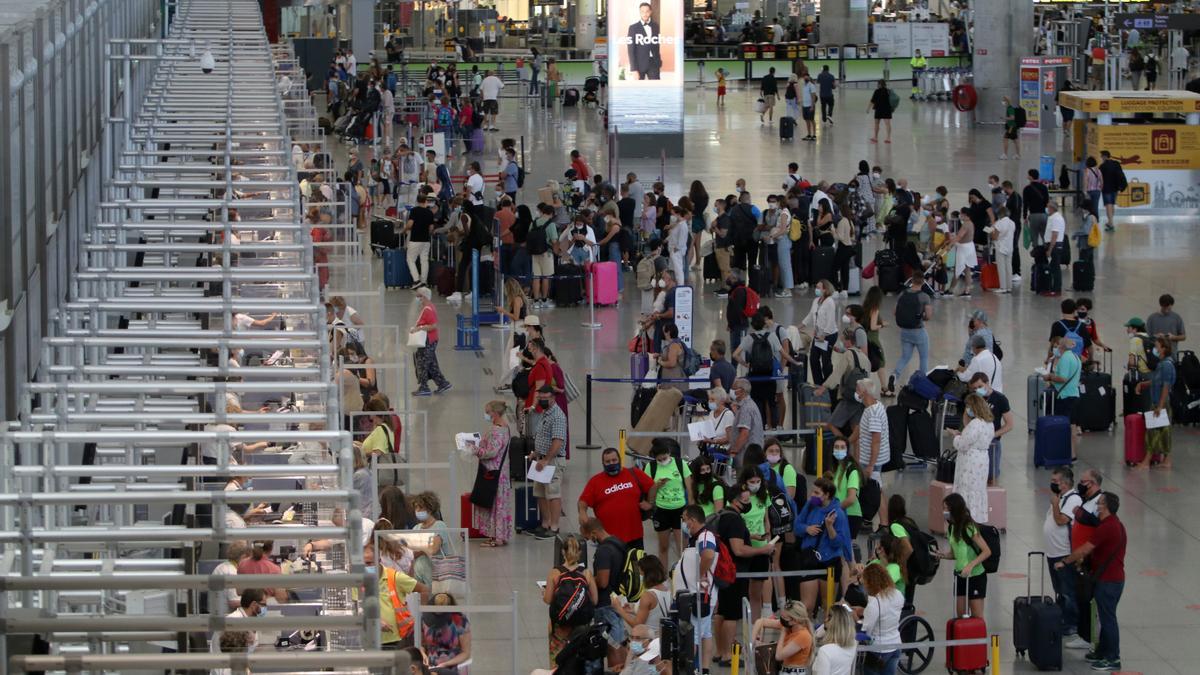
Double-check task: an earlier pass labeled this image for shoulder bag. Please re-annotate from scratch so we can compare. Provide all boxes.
[469,438,509,508]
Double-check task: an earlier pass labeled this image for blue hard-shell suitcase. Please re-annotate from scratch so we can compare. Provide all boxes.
[384,248,412,288]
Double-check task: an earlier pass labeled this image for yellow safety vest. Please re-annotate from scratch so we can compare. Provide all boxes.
[911,56,927,69]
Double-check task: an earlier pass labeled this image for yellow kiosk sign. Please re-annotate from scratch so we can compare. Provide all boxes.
[1085,124,1200,170]
[1060,90,1200,114]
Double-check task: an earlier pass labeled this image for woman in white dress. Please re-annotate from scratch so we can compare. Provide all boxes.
[948,393,994,523]
[947,210,978,299]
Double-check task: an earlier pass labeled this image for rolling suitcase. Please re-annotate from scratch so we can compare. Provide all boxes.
[586,261,620,305]
[1034,413,1072,468]
[630,352,650,382]
[1032,262,1053,295]
[980,261,1000,290]
[1027,374,1049,433]
[907,408,938,460]
[384,248,413,288]
[800,384,832,430]
[847,266,862,296]
[563,88,580,106]
[1013,552,1063,668]
[471,126,485,153]
[1123,369,1150,415]
[811,246,836,285]
[509,436,529,482]
[1076,370,1115,431]
[555,263,585,306]
[927,480,955,534]
[1072,259,1094,291]
[779,116,796,140]
[371,218,399,253]
[803,430,837,476]
[750,246,773,295]
[628,388,684,455]
[946,583,989,673]
[1123,412,1148,466]
[514,485,540,533]
[703,253,721,281]
[877,263,902,293]
[631,386,657,427]
[887,404,909,458]
[461,493,485,539]
[986,485,1007,530]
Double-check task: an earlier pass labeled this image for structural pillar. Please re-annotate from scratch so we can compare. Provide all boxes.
[819,0,868,47]
[575,0,596,52]
[351,0,374,63]
[970,0,1034,125]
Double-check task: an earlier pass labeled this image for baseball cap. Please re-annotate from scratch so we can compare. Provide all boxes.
[1124,317,1145,329]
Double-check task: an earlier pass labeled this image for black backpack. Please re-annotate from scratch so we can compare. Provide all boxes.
[901,520,940,585]
[527,220,551,255]
[761,466,798,537]
[549,566,595,627]
[840,351,869,400]
[968,524,1002,574]
[748,333,775,376]
[895,290,923,330]
[1014,106,1027,128]
[991,338,1004,361]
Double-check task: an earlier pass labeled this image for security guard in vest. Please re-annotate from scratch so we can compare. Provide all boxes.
[910,49,927,99]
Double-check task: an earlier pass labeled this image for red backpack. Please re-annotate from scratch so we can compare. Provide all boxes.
[707,529,737,589]
[741,286,761,319]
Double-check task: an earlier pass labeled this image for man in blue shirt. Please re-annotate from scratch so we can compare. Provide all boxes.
[502,148,520,201]
[816,65,837,124]
[1044,336,1082,461]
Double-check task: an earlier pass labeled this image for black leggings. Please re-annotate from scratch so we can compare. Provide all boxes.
[834,244,855,291]
[810,339,834,385]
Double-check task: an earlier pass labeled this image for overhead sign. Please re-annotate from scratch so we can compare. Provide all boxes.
[1085,124,1200,170]
[1059,91,1200,114]
[1115,13,1200,31]
[608,0,685,136]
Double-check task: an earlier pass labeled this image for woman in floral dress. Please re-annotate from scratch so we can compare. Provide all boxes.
[948,393,994,523]
[471,400,513,546]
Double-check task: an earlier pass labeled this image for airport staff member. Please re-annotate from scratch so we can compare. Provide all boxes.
[910,49,928,98]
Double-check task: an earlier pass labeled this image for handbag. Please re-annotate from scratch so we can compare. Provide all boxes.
[936,449,957,483]
[407,330,427,348]
[754,643,781,675]
[469,441,509,508]
[1077,522,1126,600]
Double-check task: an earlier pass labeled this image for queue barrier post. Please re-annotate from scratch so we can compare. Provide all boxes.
[618,429,627,464]
[577,374,600,450]
[816,430,824,477]
[991,634,1001,674]
[825,566,835,613]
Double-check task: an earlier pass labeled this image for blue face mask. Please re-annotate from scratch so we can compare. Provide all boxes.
[603,463,621,476]
[630,641,647,656]
[966,408,975,418]
[257,605,268,617]
[365,565,377,576]
[1052,347,1061,357]
[832,449,847,461]
[975,387,988,397]
[1152,347,1161,358]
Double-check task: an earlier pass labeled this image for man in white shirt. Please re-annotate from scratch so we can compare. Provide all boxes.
[1172,44,1190,87]
[480,70,505,130]
[957,334,1003,393]
[990,206,1016,293]
[464,161,486,206]
[212,541,251,611]
[800,74,819,140]
[559,215,598,265]
[211,588,267,653]
[850,376,891,521]
[346,51,357,76]
[1044,200,1067,293]
[682,505,718,668]
[1044,467,1084,644]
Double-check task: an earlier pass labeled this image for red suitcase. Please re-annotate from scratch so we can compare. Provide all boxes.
[946,614,989,672]
[1123,412,1148,466]
[586,261,620,306]
[461,493,484,539]
[980,262,1000,290]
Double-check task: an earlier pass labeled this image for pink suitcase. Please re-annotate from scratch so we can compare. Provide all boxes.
[1123,413,1147,466]
[928,480,955,534]
[986,485,1007,530]
[587,261,620,305]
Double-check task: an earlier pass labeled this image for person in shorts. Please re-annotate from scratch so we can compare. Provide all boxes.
[683,505,721,668]
[529,385,566,539]
[646,438,692,565]
[709,492,775,667]
[759,67,779,124]
[581,520,629,671]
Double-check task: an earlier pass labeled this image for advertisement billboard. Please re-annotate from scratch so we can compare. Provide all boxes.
[608,0,684,136]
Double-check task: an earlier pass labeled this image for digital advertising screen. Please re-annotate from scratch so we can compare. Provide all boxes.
[608,0,684,137]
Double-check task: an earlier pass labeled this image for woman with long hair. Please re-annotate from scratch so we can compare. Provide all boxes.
[795,477,852,619]
[471,400,513,546]
[939,493,991,619]
[613,555,671,630]
[542,534,597,666]
[1136,335,1176,468]
[811,603,857,674]
[948,394,994,522]
[738,464,772,622]
[378,485,417,531]
[689,180,711,262]
[829,437,863,537]
[421,592,472,671]
[752,599,814,672]
[862,286,889,393]
[691,453,727,517]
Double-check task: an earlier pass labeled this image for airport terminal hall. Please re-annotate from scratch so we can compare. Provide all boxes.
[5,0,1200,673]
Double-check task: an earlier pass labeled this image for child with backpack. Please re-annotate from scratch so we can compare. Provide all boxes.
[938,493,993,620]
[646,437,694,566]
[737,464,773,622]
[543,534,598,667]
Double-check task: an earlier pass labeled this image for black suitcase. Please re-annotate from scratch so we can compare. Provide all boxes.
[1123,369,1151,416]
[509,436,530,482]
[1076,371,1115,431]
[1033,262,1054,294]
[1072,259,1094,291]
[703,253,721,281]
[563,88,580,106]
[555,263,584,306]
[750,261,772,297]
[370,218,399,253]
[803,430,837,476]
[779,116,796,140]
[1014,552,1063,669]
[811,246,836,285]
[877,263,902,294]
[631,387,657,427]
[906,408,938,460]
[887,404,909,458]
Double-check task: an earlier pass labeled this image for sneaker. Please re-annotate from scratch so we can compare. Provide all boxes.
[1067,636,1093,650]
[1090,660,1120,672]
[999,153,1008,160]
[715,289,730,298]
[413,389,433,397]
[887,375,896,393]
[774,290,792,298]
[533,527,555,540]
[1011,274,1021,283]
[435,382,453,394]
[798,282,809,290]
[494,384,512,393]
[545,300,557,308]
[958,293,972,299]
[1104,225,1115,233]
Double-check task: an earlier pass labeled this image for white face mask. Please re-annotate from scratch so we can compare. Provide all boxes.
[657,458,672,468]
[415,510,430,522]
[766,453,782,465]
[842,315,851,324]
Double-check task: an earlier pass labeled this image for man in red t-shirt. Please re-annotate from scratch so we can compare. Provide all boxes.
[570,150,591,181]
[524,338,554,410]
[1056,491,1126,670]
[578,448,652,550]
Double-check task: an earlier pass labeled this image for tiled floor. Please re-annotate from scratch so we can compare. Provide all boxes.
[351,84,1199,674]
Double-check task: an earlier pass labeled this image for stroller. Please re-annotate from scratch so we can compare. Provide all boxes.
[582,76,601,106]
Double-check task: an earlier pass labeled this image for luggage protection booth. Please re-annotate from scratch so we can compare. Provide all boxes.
[1059,90,1200,213]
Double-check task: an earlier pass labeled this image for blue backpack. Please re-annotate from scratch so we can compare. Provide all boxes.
[1058,320,1085,356]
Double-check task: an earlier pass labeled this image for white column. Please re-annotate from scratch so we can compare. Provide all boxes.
[576,0,597,51]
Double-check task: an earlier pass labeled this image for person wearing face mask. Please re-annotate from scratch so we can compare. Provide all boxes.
[800,279,840,384]
[701,387,737,454]
[1044,336,1083,461]
[729,378,765,465]
[211,588,267,654]
[829,438,864,538]
[768,195,796,297]
[724,269,751,349]
[410,492,456,557]
[735,312,784,428]
[643,269,678,353]
[793,478,853,619]
[1134,336,1176,469]
[847,377,890,507]
[530,384,568,539]
[957,333,1003,395]
[579,447,654,550]
[691,454,727,517]
[666,204,691,286]
[468,400,513,547]
[1044,467,1084,647]
[371,533,431,650]
[420,592,472,672]
[946,394,994,523]
[959,309,994,365]
[1074,298,1112,363]
[814,327,869,438]
[937,493,991,620]
[752,599,815,674]
[737,465,773,622]
[622,624,662,674]
[646,437,694,564]
[966,373,1013,485]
